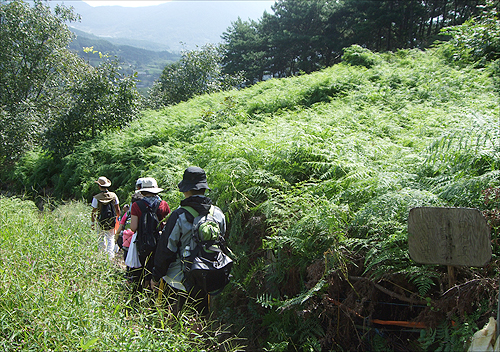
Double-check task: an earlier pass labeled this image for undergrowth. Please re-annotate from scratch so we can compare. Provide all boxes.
[6,45,500,350]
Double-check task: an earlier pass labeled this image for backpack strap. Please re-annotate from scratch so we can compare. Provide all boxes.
[136,199,148,213]
[181,205,216,219]
[136,199,161,230]
[181,205,199,219]
[137,199,160,214]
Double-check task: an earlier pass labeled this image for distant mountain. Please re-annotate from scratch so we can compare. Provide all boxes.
[46,0,274,95]
[68,28,180,94]
[54,0,274,52]
[70,27,172,52]
[69,28,179,64]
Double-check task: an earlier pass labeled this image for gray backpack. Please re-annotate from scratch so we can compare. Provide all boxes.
[181,205,233,294]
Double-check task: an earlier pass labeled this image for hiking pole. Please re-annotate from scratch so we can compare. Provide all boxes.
[157,279,165,304]
[208,294,211,314]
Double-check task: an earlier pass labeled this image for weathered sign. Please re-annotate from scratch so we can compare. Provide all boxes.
[408,207,491,267]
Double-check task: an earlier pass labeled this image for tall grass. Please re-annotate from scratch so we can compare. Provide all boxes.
[0,197,244,351]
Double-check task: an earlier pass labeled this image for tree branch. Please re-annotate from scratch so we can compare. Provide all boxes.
[349,276,427,305]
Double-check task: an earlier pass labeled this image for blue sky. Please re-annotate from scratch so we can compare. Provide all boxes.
[82,1,169,6]
[82,1,275,7]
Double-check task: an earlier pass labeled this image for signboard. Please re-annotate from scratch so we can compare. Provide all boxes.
[408,207,491,267]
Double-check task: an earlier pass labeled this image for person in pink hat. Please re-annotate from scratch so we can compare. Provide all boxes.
[91,176,121,259]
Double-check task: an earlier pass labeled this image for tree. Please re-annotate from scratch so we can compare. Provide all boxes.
[0,0,79,164]
[44,56,142,157]
[147,43,245,109]
[0,0,142,163]
[222,18,268,84]
[261,0,333,75]
[220,0,485,85]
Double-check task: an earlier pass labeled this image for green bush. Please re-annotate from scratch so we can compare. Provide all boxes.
[341,45,381,68]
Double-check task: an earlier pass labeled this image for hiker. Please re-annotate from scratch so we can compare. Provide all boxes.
[116,203,130,236]
[118,193,144,268]
[150,166,227,316]
[117,178,146,239]
[129,177,170,291]
[91,176,121,259]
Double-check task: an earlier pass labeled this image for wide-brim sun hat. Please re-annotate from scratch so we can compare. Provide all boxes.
[178,166,210,192]
[95,176,111,187]
[136,177,163,194]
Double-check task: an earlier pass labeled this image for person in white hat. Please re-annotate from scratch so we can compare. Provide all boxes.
[91,176,121,259]
[128,177,171,291]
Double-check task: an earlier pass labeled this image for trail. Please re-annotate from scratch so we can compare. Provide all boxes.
[113,248,128,271]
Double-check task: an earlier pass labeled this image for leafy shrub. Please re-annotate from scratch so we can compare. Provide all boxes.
[147,43,245,109]
[342,45,381,68]
[45,57,142,158]
[440,16,500,66]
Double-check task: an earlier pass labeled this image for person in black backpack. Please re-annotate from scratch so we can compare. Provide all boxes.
[151,166,228,316]
[129,177,170,292]
[91,176,121,259]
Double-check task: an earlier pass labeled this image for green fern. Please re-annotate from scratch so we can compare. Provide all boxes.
[261,305,324,352]
[277,279,327,311]
[351,188,444,237]
[418,320,472,352]
[363,231,440,296]
[400,267,440,296]
[424,115,500,176]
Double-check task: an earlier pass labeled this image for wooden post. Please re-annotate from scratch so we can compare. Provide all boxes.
[447,265,455,289]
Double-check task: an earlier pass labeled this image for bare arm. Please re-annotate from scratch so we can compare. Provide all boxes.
[116,223,124,234]
[91,208,98,230]
[114,202,121,218]
[130,215,138,232]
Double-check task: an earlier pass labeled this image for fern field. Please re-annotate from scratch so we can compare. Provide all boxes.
[9,46,500,351]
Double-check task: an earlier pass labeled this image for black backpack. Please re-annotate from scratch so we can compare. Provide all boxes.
[135,200,161,257]
[98,200,116,229]
[181,205,233,295]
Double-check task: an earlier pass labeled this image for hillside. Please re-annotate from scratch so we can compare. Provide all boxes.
[11,45,500,351]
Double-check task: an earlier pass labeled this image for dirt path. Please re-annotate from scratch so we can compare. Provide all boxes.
[113,248,128,271]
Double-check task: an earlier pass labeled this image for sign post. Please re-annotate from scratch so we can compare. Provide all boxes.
[408,207,491,267]
[408,207,492,331]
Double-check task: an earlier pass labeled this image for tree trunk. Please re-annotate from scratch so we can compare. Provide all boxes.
[387,1,393,51]
[427,1,437,37]
[441,0,448,31]
[408,0,414,48]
